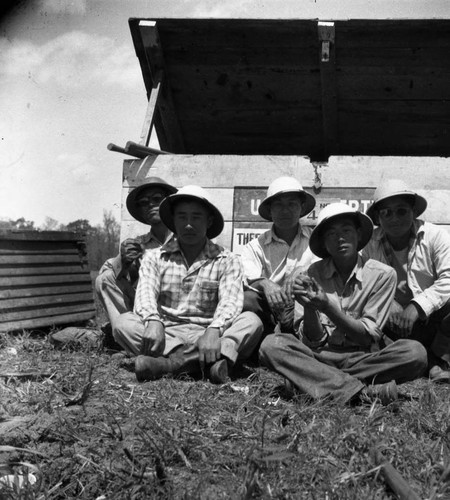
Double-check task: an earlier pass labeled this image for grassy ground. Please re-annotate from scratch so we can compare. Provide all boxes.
[0,327,450,500]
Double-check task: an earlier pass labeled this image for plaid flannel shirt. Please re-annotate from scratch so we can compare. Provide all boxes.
[134,237,244,333]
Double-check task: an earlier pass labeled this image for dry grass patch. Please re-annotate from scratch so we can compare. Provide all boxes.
[0,330,449,499]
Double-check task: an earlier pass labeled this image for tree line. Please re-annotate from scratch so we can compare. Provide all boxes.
[0,211,120,271]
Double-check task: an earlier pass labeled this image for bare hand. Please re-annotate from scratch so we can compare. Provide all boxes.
[141,321,165,356]
[120,238,143,266]
[283,267,307,301]
[193,328,221,367]
[388,302,420,337]
[292,275,328,311]
[387,300,404,332]
[260,280,290,314]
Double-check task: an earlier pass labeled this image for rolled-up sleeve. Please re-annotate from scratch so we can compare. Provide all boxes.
[359,266,397,341]
[411,226,450,317]
[209,254,244,333]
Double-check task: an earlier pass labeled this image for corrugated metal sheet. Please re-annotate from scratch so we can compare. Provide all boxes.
[0,231,96,332]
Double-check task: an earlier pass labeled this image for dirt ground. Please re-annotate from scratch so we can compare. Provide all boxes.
[0,330,288,499]
[1,329,450,500]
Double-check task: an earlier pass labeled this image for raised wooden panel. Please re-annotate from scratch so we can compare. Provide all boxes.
[130,18,450,160]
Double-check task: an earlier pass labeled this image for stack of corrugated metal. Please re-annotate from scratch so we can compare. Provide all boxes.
[0,231,96,332]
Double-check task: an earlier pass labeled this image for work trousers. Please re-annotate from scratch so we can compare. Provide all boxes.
[243,289,296,334]
[259,333,427,404]
[384,300,450,367]
[113,311,264,364]
[95,269,135,328]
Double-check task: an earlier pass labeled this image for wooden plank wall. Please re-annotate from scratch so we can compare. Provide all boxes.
[121,155,450,251]
[0,232,96,332]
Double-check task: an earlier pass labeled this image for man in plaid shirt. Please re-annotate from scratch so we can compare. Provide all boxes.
[114,185,263,383]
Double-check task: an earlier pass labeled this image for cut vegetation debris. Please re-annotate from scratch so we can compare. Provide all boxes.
[0,330,449,499]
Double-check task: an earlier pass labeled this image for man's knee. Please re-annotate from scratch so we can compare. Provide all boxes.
[396,339,428,374]
[114,311,138,334]
[112,312,145,356]
[259,334,279,366]
[237,311,264,334]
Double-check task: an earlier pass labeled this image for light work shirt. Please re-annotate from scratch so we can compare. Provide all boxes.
[304,256,397,348]
[362,220,450,318]
[134,237,244,334]
[241,224,315,286]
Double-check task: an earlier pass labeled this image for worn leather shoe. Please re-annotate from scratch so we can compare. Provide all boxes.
[429,365,450,384]
[361,380,398,406]
[135,348,201,382]
[208,359,229,384]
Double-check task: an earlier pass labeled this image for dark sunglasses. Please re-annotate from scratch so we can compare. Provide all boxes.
[136,195,164,207]
[378,207,411,219]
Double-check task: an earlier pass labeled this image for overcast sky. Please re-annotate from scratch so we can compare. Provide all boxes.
[1,0,449,228]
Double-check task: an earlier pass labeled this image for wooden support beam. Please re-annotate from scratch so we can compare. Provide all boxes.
[318,21,339,161]
[139,21,186,152]
[139,72,162,146]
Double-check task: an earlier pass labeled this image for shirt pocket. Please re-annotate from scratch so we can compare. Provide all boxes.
[196,280,219,314]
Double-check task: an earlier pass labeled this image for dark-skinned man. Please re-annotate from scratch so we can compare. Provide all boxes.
[95,177,176,343]
[113,185,264,383]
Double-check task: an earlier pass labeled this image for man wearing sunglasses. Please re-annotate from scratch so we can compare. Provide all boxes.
[95,177,177,343]
[363,179,450,383]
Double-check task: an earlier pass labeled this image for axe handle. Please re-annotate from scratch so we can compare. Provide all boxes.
[380,462,421,500]
[125,141,169,156]
[374,450,420,500]
[107,143,146,158]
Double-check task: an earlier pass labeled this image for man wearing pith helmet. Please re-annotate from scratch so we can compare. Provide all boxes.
[241,176,316,333]
[113,185,264,384]
[260,203,427,405]
[95,177,177,340]
[363,179,450,383]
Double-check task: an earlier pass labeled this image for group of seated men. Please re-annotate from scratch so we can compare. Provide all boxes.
[95,175,450,404]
